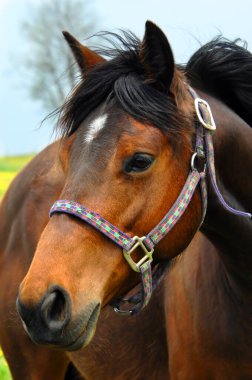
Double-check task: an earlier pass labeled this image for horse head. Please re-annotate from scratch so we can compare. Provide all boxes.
[17,21,202,350]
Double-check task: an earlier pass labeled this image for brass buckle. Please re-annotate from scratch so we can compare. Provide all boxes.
[123,236,154,273]
[194,98,216,131]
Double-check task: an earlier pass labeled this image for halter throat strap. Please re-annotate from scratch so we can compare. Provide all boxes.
[189,86,251,220]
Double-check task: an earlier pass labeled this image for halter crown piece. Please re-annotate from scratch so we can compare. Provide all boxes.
[50,87,251,316]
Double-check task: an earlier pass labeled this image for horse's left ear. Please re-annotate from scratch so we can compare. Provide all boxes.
[62,31,105,74]
[140,21,174,92]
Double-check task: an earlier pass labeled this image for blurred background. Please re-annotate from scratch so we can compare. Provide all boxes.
[1,0,252,157]
[0,1,252,378]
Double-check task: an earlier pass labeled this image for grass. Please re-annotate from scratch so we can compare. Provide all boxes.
[0,154,34,379]
[0,348,12,380]
[0,154,34,198]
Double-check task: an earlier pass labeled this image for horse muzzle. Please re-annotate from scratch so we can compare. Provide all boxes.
[16,285,101,351]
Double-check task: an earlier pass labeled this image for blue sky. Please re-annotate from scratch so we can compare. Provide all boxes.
[1,0,252,155]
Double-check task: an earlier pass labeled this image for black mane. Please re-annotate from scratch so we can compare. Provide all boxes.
[187,37,252,127]
[58,32,188,139]
[59,33,252,137]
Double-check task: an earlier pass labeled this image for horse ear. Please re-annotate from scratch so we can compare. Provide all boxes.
[62,31,105,73]
[140,21,174,92]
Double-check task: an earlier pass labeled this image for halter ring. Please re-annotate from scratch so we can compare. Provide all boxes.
[123,236,154,272]
[191,152,206,173]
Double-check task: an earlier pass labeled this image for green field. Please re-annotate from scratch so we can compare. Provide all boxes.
[0,348,12,380]
[0,155,34,198]
[0,154,34,379]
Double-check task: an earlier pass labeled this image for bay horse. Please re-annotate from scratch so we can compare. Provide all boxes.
[0,20,251,379]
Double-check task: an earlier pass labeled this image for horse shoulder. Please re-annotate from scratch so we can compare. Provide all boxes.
[0,141,65,261]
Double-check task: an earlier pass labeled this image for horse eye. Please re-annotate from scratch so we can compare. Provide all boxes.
[124,153,154,173]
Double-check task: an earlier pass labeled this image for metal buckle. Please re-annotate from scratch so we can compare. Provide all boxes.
[194,98,216,131]
[123,236,154,273]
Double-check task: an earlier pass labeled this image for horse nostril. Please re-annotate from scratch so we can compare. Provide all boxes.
[41,287,71,331]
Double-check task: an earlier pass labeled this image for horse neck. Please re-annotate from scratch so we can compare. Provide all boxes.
[201,94,252,291]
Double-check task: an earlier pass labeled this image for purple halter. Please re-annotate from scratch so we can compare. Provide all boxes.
[50,87,251,316]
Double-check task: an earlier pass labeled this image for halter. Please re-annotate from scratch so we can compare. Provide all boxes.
[50,87,251,316]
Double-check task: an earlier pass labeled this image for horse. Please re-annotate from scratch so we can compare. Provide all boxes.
[0,138,169,379]
[0,20,251,379]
